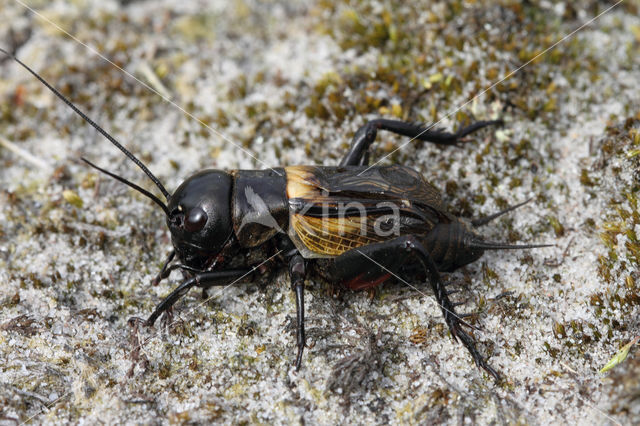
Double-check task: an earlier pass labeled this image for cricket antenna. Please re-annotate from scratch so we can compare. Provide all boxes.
[81,158,169,216]
[0,47,171,201]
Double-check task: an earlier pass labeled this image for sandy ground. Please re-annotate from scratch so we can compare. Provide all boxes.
[1,0,639,424]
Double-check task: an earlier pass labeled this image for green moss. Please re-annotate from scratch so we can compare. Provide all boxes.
[547,215,565,237]
[553,322,566,339]
[580,168,596,187]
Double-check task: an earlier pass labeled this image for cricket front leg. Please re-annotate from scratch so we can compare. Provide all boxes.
[145,269,252,326]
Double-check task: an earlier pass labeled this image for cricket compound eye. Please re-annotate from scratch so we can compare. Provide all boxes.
[185,207,208,232]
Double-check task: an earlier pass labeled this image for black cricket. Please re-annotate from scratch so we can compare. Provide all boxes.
[3,48,549,381]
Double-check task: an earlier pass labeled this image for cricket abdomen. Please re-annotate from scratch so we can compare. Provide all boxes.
[423,221,484,272]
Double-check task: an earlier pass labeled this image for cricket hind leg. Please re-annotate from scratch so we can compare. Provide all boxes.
[329,236,501,381]
[339,118,503,166]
